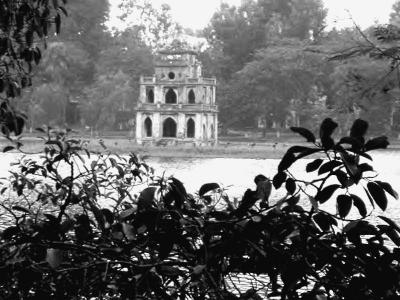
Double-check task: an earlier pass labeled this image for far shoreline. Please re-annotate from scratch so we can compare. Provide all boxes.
[1,136,399,160]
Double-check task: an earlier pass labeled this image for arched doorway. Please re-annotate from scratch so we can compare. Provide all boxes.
[144,117,152,137]
[187,118,195,138]
[165,88,177,104]
[188,89,195,104]
[210,124,214,139]
[147,89,154,103]
[163,117,177,137]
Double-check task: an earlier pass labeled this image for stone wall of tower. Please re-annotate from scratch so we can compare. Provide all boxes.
[135,51,217,146]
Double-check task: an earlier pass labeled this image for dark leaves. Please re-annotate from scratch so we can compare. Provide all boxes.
[273,172,287,189]
[199,183,220,197]
[137,187,157,211]
[278,146,320,172]
[365,136,389,151]
[337,194,352,218]
[379,216,400,233]
[313,212,337,231]
[351,194,367,217]
[318,160,342,175]
[285,178,296,195]
[319,118,338,149]
[278,151,296,172]
[350,119,368,145]
[315,184,341,204]
[376,181,398,200]
[3,146,15,152]
[306,159,323,173]
[290,127,316,143]
[367,182,388,211]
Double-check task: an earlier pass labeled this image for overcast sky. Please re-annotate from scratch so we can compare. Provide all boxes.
[108,0,397,31]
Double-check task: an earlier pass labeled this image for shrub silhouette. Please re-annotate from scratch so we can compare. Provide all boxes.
[0,119,398,299]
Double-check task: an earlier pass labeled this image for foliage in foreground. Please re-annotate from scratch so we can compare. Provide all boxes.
[0,119,399,299]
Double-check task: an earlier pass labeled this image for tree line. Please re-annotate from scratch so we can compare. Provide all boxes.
[9,0,400,137]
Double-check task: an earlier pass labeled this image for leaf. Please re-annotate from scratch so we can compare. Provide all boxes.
[340,151,362,184]
[285,178,296,195]
[359,163,373,173]
[338,136,363,150]
[315,184,341,204]
[199,183,220,197]
[319,118,338,147]
[318,160,342,175]
[365,136,389,151]
[122,223,136,240]
[367,182,388,211]
[350,119,368,141]
[290,127,316,143]
[376,181,398,200]
[138,187,157,210]
[286,195,300,206]
[337,194,352,218]
[278,151,296,172]
[313,212,337,231]
[335,170,348,187]
[385,228,400,247]
[273,172,287,189]
[101,209,114,225]
[3,146,14,152]
[306,159,324,173]
[309,196,319,211]
[46,248,63,269]
[379,216,400,234]
[350,194,367,217]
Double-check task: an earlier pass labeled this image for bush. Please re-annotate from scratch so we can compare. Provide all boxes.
[0,119,399,299]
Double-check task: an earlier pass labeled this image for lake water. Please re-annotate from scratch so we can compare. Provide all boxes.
[1,149,400,222]
[147,150,400,222]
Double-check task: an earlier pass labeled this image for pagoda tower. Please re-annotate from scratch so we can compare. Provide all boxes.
[135,50,218,145]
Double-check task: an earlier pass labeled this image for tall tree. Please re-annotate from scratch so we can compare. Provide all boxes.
[82,28,154,130]
[115,0,181,50]
[0,0,68,135]
[220,39,329,133]
[204,0,327,80]
[16,0,111,128]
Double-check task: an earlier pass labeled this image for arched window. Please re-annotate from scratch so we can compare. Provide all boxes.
[144,117,152,137]
[168,72,175,80]
[163,118,177,137]
[210,124,214,139]
[188,89,196,104]
[146,88,154,103]
[203,124,207,140]
[187,118,195,138]
[165,88,177,104]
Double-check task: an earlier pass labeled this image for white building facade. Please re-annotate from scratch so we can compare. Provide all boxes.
[135,50,218,145]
